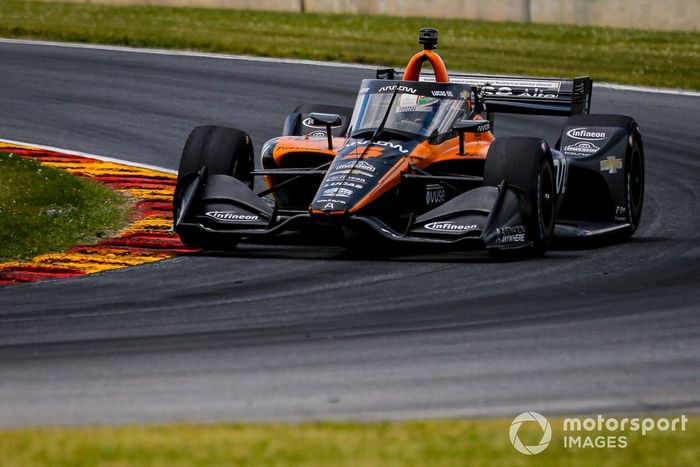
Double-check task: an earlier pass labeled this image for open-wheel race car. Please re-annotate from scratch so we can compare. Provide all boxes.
[173,28,644,257]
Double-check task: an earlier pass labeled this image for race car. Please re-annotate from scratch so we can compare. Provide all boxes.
[173,28,644,256]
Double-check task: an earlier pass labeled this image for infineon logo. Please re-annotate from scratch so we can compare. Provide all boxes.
[205,211,260,222]
[424,222,477,232]
[566,128,608,141]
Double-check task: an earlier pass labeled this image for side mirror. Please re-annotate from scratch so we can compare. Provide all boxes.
[453,119,490,133]
[453,119,491,155]
[309,112,342,150]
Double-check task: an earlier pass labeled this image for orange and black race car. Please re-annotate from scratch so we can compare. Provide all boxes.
[173,28,644,256]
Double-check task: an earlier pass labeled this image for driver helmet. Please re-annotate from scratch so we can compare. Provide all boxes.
[395,94,439,132]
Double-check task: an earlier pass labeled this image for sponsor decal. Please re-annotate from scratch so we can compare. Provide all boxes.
[308,131,327,138]
[322,187,353,198]
[317,198,347,205]
[422,76,561,92]
[327,175,368,184]
[378,85,417,94]
[302,117,340,129]
[563,141,600,155]
[431,90,453,97]
[615,205,627,221]
[425,184,446,205]
[553,156,569,195]
[496,225,526,244]
[334,160,377,173]
[566,128,608,141]
[512,88,557,99]
[324,203,335,210]
[346,175,367,184]
[462,84,558,99]
[475,122,490,133]
[424,221,477,232]
[275,145,330,153]
[346,139,409,155]
[600,156,623,174]
[324,181,364,190]
[328,169,374,178]
[205,211,260,222]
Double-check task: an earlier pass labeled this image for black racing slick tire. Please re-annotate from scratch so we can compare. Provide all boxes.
[177,125,254,188]
[174,126,254,249]
[563,114,644,238]
[484,137,556,257]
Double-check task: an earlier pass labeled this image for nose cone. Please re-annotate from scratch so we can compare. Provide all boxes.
[309,138,415,215]
[309,159,383,215]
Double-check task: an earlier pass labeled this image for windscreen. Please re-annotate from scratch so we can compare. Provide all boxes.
[349,80,469,138]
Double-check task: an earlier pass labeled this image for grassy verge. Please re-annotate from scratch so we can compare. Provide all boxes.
[0,417,697,466]
[1,1,699,89]
[0,152,131,261]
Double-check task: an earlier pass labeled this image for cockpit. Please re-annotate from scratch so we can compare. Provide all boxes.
[348,79,471,139]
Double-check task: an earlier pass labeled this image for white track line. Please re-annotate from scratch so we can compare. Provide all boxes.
[2,37,699,97]
[0,137,177,174]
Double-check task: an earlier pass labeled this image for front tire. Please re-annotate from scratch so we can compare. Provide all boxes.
[177,125,254,188]
[484,137,556,257]
[174,126,253,249]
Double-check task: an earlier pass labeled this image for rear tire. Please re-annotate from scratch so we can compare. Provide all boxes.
[484,137,556,257]
[624,131,644,236]
[174,126,254,249]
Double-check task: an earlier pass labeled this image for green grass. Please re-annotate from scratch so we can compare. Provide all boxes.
[0,417,697,466]
[1,1,699,89]
[0,152,132,261]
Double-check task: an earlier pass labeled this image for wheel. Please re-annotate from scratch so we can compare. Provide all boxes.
[177,125,253,188]
[624,129,644,236]
[174,126,253,249]
[563,114,644,238]
[484,137,556,257]
[176,228,239,250]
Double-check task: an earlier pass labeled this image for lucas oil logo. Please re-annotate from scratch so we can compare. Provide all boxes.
[205,211,260,222]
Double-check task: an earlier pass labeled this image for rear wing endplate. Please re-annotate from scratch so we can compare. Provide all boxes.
[418,72,592,116]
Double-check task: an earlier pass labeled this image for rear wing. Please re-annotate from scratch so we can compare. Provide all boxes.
[416,72,592,117]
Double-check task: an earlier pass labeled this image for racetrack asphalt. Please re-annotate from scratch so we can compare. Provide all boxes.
[0,41,699,427]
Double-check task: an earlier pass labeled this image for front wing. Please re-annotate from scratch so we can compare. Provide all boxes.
[174,172,536,252]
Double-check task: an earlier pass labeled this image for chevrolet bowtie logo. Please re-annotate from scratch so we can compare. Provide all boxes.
[600,156,623,174]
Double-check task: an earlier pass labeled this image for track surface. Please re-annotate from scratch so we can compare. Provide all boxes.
[0,42,699,427]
